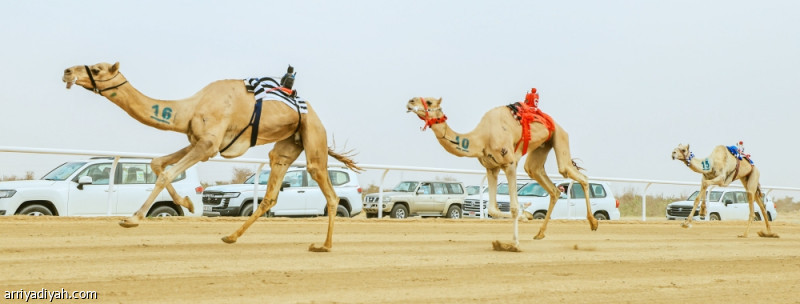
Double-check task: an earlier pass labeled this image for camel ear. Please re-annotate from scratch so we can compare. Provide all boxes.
[110,62,120,74]
[433,97,442,106]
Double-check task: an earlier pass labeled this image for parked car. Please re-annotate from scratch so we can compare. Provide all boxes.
[665,187,777,221]
[466,185,486,195]
[0,157,203,217]
[362,181,467,219]
[519,181,620,220]
[202,166,362,217]
[462,182,527,218]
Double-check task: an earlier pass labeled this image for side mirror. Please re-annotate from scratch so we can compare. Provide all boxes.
[724,199,733,206]
[416,189,425,195]
[280,181,291,191]
[77,176,93,190]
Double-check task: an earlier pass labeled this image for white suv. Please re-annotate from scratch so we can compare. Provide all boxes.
[519,181,620,220]
[0,157,203,217]
[202,166,363,217]
[666,187,777,221]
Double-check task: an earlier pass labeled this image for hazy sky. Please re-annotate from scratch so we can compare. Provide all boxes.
[1,1,799,197]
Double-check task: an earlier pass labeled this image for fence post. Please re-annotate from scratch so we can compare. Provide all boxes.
[378,169,389,218]
[641,182,652,221]
[106,156,120,216]
[253,163,266,216]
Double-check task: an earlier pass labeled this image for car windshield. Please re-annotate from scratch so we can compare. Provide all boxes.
[393,182,419,192]
[244,170,270,185]
[42,162,87,181]
[687,191,723,202]
[518,182,548,197]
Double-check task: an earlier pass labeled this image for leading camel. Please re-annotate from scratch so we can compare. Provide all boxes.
[62,62,360,252]
[671,144,778,238]
[406,89,597,252]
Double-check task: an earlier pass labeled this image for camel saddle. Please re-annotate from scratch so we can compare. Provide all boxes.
[506,88,555,155]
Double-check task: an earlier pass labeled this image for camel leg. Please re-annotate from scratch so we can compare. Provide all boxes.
[523,144,560,240]
[492,164,522,252]
[150,146,196,213]
[682,183,709,229]
[549,125,597,231]
[222,137,303,243]
[301,116,340,252]
[743,171,779,238]
[485,167,507,218]
[119,140,216,227]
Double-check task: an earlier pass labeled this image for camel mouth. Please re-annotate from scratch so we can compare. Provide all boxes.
[64,76,77,89]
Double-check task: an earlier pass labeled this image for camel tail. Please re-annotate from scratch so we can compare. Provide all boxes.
[328,146,363,173]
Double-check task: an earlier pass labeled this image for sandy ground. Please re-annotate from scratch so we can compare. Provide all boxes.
[2,215,800,304]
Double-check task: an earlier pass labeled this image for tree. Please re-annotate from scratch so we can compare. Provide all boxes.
[232,167,254,184]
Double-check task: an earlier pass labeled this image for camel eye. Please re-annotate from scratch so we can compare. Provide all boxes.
[426,100,432,106]
[91,68,100,75]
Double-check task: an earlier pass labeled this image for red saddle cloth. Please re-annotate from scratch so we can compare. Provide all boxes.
[509,88,555,155]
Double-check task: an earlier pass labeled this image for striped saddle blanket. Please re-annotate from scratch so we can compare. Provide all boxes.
[244,77,308,114]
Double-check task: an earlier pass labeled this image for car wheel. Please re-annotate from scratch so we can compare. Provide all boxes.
[336,205,350,217]
[365,213,377,218]
[753,213,762,221]
[593,212,608,221]
[390,205,408,219]
[240,203,254,217]
[446,205,462,219]
[710,213,720,221]
[533,211,547,220]
[148,206,178,217]
[18,205,53,216]
[768,213,773,221]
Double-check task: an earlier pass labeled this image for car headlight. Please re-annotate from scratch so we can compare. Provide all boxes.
[222,192,241,198]
[382,197,392,202]
[0,190,17,198]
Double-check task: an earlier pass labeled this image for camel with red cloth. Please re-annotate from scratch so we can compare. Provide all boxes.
[406,89,597,252]
[671,143,778,238]
[62,62,361,252]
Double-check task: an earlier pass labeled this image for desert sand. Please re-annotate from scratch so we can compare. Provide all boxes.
[2,215,800,303]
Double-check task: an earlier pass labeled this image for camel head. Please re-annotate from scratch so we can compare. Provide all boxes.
[406,97,447,130]
[62,62,126,94]
[671,144,691,161]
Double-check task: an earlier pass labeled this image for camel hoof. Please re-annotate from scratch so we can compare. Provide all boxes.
[590,219,599,231]
[681,222,691,229]
[221,236,237,244]
[533,232,545,240]
[757,231,780,238]
[491,240,521,252]
[118,219,139,228]
[308,244,331,252]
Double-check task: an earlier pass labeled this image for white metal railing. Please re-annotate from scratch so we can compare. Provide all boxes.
[2,146,800,220]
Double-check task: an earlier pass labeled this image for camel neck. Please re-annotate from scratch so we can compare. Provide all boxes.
[430,122,483,158]
[684,154,712,174]
[103,82,191,132]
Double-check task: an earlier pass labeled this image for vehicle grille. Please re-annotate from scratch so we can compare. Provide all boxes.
[463,199,484,212]
[464,200,510,212]
[365,196,380,203]
[202,192,230,208]
[667,206,699,217]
